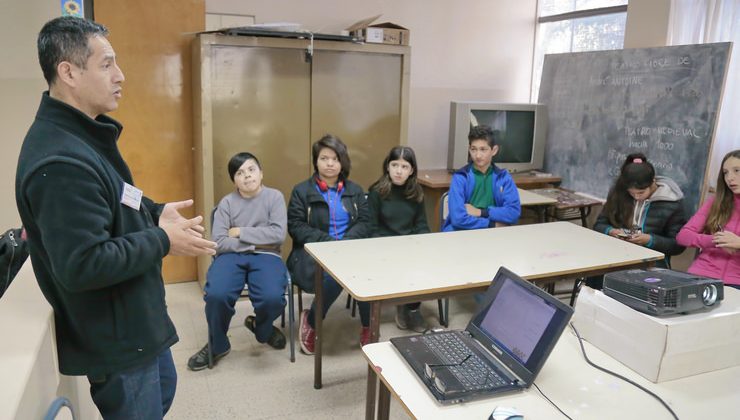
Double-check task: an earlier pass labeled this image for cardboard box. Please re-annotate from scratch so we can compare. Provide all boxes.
[346,15,409,45]
[572,286,740,383]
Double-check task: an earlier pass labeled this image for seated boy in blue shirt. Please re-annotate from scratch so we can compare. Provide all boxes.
[442,125,521,231]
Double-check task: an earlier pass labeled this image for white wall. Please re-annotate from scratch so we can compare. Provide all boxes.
[206,0,538,169]
[0,0,56,226]
[624,0,671,48]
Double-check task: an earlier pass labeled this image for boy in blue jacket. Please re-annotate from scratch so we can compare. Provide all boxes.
[442,125,521,231]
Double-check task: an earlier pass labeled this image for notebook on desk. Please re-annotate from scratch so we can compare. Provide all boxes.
[390,266,574,404]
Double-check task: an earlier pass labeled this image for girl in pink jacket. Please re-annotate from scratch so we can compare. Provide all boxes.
[677,150,740,287]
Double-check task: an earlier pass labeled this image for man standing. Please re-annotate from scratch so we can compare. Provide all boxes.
[15,16,216,419]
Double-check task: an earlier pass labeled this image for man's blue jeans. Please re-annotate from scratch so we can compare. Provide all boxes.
[87,348,177,419]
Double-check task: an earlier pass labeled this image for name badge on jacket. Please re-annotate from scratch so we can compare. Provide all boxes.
[121,182,143,210]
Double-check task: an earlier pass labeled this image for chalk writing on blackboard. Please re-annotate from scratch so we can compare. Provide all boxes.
[539,43,731,214]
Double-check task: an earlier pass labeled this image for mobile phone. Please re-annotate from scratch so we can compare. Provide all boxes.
[616,232,631,239]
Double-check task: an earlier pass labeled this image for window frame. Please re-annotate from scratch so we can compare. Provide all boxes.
[531,2,629,100]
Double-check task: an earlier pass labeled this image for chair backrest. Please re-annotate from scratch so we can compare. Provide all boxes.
[210,207,217,235]
[209,207,218,262]
[439,191,449,226]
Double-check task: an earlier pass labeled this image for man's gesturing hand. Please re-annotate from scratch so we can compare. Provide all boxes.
[159,199,217,256]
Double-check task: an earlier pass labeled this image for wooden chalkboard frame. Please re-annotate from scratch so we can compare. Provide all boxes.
[538,42,732,214]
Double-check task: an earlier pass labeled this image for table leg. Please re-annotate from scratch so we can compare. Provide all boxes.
[314,266,323,389]
[423,187,443,232]
[537,206,547,223]
[432,196,441,231]
[377,378,391,420]
[580,207,588,227]
[365,301,382,419]
[365,365,378,420]
[369,301,381,343]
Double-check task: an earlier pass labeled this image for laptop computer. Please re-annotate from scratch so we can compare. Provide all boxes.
[390,266,574,404]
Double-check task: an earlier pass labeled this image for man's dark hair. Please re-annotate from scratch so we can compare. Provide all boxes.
[468,125,496,148]
[227,152,262,181]
[37,16,108,86]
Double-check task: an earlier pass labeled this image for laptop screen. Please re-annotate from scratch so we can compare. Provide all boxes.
[469,268,573,378]
[479,278,556,363]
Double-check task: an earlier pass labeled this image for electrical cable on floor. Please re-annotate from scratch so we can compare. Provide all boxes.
[569,322,679,420]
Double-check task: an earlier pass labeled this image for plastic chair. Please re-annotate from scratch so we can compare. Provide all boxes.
[207,208,296,365]
[43,397,75,420]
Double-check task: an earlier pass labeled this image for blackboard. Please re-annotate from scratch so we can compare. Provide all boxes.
[539,43,731,214]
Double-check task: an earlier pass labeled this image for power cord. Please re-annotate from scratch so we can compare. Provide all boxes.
[532,382,573,419]
[569,322,679,420]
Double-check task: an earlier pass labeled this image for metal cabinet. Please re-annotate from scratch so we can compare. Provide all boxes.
[192,34,410,284]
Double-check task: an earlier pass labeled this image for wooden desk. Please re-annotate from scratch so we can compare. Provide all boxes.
[418,169,562,231]
[418,169,562,190]
[518,188,557,223]
[363,328,740,419]
[529,188,604,227]
[423,187,559,231]
[304,222,664,416]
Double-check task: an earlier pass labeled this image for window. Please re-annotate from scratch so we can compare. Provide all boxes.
[531,0,628,101]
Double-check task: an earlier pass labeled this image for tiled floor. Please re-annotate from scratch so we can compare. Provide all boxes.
[164,281,479,419]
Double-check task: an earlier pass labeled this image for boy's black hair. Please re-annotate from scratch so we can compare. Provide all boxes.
[227,152,261,181]
[468,125,496,148]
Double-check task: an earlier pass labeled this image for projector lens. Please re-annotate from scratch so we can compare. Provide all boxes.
[702,284,718,306]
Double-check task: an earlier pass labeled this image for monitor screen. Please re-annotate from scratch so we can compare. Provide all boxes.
[448,102,547,173]
[470,110,536,165]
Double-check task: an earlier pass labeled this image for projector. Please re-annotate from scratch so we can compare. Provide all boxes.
[603,268,724,316]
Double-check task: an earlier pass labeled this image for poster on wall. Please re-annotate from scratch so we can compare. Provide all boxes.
[61,0,83,18]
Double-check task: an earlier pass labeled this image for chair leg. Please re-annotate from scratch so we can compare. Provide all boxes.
[437,299,450,328]
[570,278,583,307]
[280,285,286,328]
[351,297,357,318]
[346,294,352,309]
[437,299,444,325]
[444,298,450,327]
[287,277,295,363]
[297,286,303,315]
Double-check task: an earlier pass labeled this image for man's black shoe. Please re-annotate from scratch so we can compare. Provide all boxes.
[187,343,230,371]
[245,315,286,350]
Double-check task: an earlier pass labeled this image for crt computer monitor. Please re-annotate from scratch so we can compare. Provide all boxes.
[447,102,548,173]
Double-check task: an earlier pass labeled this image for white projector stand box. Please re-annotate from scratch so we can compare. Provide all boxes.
[572,286,740,382]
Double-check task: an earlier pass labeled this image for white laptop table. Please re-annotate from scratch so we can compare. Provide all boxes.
[363,327,740,419]
[304,222,664,417]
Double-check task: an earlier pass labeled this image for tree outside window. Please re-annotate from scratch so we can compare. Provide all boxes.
[532,0,628,101]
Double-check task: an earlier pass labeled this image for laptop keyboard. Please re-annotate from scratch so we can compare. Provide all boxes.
[421,333,508,391]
